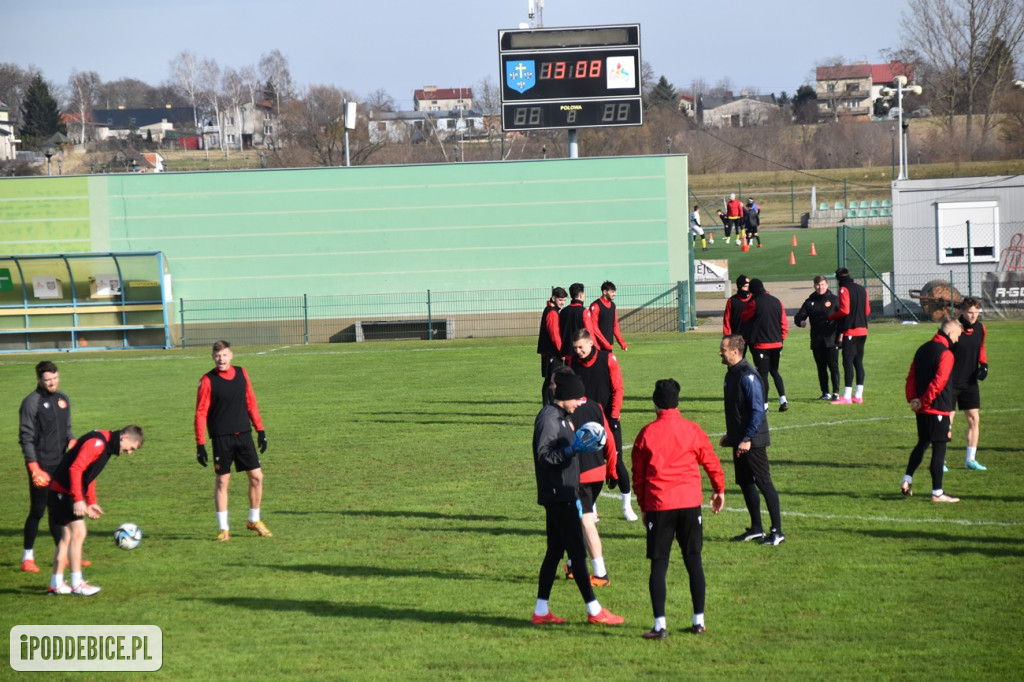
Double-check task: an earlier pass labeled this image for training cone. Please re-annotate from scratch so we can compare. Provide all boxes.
[741,235,750,252]
[791,234,798,247]
[810,242,818,256]
[789,251,796,265]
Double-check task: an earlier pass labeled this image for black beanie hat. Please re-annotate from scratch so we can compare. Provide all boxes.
[553,372,586,401]
[749,278,766,297]
[652,379,680,409]
[736,274,749,287]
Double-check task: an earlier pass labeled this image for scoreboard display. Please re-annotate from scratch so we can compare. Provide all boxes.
[498,24,642,131]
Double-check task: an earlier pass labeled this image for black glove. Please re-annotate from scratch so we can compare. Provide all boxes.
[606,475,618,489]
[257,430,268,454]
[977,363,988,381]
[196,444,208,467]
[607,417,620,433]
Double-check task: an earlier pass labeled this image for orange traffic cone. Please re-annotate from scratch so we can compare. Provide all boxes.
[810,242,818,256]
[789,251,796,265]
[741,234,750,252]
[791,234,798,247]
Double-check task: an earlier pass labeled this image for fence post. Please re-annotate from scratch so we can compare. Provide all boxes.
[836,224,845,270]
[427,289,433,340]
[303,294,309,345]
[179,298,185,348]
[791,180,795,223]
[966,220,973,298]
[843,177,848,208]
[676,281,685,332]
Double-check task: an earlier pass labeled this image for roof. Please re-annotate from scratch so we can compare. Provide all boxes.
[816,64,872,81]
[92,107,196,129]
[870,61,914,84]
[414,87,474,101]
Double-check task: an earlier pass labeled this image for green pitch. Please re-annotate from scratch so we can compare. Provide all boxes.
[1,323,1022,679]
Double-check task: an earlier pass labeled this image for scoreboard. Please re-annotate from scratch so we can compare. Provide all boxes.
[498,24,642,131]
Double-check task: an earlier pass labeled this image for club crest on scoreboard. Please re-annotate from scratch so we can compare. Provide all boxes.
[507,60,536,93]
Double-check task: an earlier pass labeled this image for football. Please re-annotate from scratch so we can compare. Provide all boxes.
[114,523,143,550]
[577,421,608,450]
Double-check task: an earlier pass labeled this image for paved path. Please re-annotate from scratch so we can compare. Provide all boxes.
[695,280,812,331]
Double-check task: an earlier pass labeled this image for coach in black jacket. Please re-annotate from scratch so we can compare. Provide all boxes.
[794,275,840,400]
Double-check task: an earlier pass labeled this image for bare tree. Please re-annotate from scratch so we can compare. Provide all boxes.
[902,0,1024,157]
[259,49,293,114]
[365,88,395,113]
[169,51,203,144]
[473,76,500,115]
[221,67,246,150]
[197,58,221,150]
[279,84,350,166]
[66,70,100,144]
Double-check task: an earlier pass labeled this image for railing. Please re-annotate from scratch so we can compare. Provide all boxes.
[178,282,694,348]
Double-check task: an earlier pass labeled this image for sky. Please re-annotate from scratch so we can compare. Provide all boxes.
[7,0,911,109]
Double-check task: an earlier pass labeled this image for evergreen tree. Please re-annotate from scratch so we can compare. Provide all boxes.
[647,75,678,109]
[18,74,64,148]
[792,84,819,124]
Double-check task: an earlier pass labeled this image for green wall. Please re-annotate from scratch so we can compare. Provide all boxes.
[1,156,689,301]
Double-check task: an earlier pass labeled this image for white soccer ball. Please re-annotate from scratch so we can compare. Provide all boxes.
[577,421,608,450]
[114,523,143,551]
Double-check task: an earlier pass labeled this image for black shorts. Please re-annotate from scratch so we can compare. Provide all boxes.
[47,490,77,530]
[645,507,703,560]
[578,482,603,513]
[212,432,261,474]
[951,383,981,411]
[916,413,951,443]
[732,446,772,487]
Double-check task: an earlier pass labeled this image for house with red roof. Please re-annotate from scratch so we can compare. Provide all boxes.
[816,61,914,120]
[414,86,473,112]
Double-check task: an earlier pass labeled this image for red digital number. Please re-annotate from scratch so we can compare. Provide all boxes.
[539,63,551,80]
[553,62,566,79]
[575,61,587,78]
[590,60,601,78]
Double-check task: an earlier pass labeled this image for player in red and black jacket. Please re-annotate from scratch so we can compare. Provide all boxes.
[901,319,963,502]
[559,283,600,360]
[47,426,145,595]
[195,340,270,541]
[567,329,639,521]
[588,281,628,352]
[549,367,618,586]
[538,287,567,404]
[829,267,871,404]
[739,278,790,411]
[794,275,841,400]
[723,275,752,343]
[951,297,989,470]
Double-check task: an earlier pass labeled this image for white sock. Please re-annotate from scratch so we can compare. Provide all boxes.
[621,492,631,508]
[70,571,83,588]
[932,488,943,497]
[903,474,913,485]
[780,395,787,405]
[966,446,977,463]
[654,616,667,631]
[592,557,606,577]
[843,387,853,399]
[50,574,63,590]
[534,599,549,616]
[855,385,864,399]
[22,549,34,562]
[217,510,229,530]
[248,508,260,523]
[694,613,705,627]
[586,600,602,617]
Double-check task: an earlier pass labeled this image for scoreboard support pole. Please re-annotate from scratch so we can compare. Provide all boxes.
[568,129,578,159]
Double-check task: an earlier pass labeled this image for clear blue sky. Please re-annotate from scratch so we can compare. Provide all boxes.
[8,0,909,109]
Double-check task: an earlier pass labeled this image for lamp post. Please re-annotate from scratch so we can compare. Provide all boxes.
[42,143,55,176]
[879,76,922,180]
[890,126,895,180]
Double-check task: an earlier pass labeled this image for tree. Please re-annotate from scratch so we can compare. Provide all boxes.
[902,0,1024,157]
[0,63,31,127]
[19,74,64,148]
[647,75,678,109]
[169,51,204,144]
[280,84,349,166]
[66,70,100,144]
[259,49,293,114]
[221,67,247,150]
[365,88,396,114]
[792,85,818,124]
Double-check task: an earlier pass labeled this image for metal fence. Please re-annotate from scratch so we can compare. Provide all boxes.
[178,282,695,348]
[839,221,1024,321]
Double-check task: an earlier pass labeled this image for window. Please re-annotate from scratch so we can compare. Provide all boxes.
[226,134,236,144]
[446,119,456,129]
[376,122,387,131]
[936,201,999,264]
[264,125,273,135]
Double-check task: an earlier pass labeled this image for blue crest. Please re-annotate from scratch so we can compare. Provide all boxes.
[506,60,535,94]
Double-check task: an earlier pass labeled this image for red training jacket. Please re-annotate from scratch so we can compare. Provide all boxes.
[631,409,725,512]
[905,333,955,415]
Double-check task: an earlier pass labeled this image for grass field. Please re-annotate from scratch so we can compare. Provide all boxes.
[2,324,1022,680]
